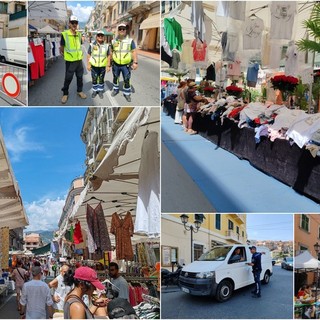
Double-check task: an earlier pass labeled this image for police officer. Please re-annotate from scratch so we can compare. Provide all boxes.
[247,246,265,298]
[107,23,138,103]
[60,15,87,104]
[87,30,109,99]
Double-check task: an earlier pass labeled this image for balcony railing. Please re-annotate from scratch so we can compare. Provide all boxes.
[9,10,26,21]
[225,230,244,243]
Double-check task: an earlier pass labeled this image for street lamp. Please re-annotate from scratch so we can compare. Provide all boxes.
[314,242,320,302]
[180,214,202,263]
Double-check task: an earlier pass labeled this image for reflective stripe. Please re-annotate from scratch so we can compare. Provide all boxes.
[112,36,133,65]
[62,30,83,61]
[89,43,109,67]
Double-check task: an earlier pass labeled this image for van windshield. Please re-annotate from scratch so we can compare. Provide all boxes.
[198,246,233,261]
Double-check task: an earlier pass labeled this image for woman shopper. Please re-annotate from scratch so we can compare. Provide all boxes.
[63,266,109,319]
[174,81,187,124]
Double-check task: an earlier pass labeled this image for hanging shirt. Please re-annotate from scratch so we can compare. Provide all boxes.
[270,1,296,40]
[134,131,160,238]
[218,1,246,21]
[243,16,264,50]
[227,60,241,76]
[285,43,298,76]
[223,33,239,61]
[73,221,83,244]
[206,63,216,81]
[247,63,260,82]
[191,39,207,61]
[191,1,206,42]
[163,18,184,51]
[180,40,194,64]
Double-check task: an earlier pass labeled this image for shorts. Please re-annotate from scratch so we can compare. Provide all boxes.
[16,285,23,294]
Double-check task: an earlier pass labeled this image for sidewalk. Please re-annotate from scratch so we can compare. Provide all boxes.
[0,292,20,319]
[137,49,160,61]
[161,111,320,212]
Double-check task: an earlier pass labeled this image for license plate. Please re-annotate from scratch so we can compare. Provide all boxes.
[182,287,190,293]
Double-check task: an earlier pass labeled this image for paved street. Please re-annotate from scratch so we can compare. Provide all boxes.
[161,266,293,319]
[28,45,160,106]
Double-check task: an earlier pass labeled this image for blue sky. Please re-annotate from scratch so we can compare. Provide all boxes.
[246,214,293,241]
[67,1,95,23]
[0,108,88,232]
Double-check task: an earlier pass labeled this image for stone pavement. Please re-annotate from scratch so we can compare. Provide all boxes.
[0,292,20,319]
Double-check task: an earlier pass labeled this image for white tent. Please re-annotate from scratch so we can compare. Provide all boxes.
[37,25,60,34]
[295,250,320,269]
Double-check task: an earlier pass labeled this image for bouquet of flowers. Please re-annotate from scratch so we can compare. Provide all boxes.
[226,85,243,97]
[203,86,215,97]
[270,75,299,93]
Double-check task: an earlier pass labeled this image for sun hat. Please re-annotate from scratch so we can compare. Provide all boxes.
[74,266,105,290]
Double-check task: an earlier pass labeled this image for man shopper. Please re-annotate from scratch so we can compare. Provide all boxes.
[87,30,110,99]
[12,260,28,312]
[109,262,129,301]
[19,266,54,319]
[108,23,138,102]
[247,246,265,298]
[60,15,87,104]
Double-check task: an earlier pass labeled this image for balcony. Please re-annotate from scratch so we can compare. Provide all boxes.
[127,1,151,14]
[9,10,26,21]
[225,230,244,244]
[229,214,246,224]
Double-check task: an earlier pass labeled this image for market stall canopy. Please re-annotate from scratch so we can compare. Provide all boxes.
[28,1,68,20]
[295,250,320,269]
[32,243,51,256]
[62,107,160,243]
[91,107,160,190]
[0,129,28,229]
[139,13,160,30]
[37,25,60,34]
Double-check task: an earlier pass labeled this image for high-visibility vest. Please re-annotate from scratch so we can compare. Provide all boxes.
[61,30,83,62]
[111,36,133,65]
[89,42,109,67]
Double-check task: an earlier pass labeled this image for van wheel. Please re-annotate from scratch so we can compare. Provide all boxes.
[262,271,270,284]
[0,56,5,63]
[215,280,233,302]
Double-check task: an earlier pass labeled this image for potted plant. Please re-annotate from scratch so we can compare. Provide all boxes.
[226,85,243,98]
[270,75,299,103]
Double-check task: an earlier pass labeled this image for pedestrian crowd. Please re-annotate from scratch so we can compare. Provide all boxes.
[9,258,133,319]
[60,16,138,104]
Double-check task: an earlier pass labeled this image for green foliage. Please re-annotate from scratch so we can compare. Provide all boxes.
[249,89,260,102]
[294,81,308,110]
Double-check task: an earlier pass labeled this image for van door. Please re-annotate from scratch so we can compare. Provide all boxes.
[223,246,252,289]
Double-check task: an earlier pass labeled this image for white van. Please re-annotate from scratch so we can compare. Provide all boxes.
[179,245,273,302]
[0,37,27,66]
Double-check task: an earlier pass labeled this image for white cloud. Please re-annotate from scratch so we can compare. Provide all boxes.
[25,197,66,231]
[5,127,44,162]
[67,3,94,22]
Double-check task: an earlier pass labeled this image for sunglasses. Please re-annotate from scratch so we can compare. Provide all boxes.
[70,21,78,25]
[97,34,104,37]
[118,27,126,31]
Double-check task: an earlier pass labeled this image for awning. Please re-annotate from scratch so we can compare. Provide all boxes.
[91,107,160,190]
[139,13,160,30]
[32,243,51,255]
[0,128,29,230]
[37,25,60,34]
[28,1,68,20]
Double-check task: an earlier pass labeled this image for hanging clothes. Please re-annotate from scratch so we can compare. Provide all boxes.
[110,212,134,260]
[73,221,84,244]
[163,17,183,51]
[243,16,264,50]
[86,203,112,252]
[180,40,193,65]
[134,131,160,238]
[29,40,45,80]
[191,1,206,43]
[217,1,246,21]
[206,62,215,81]
[246,62,260,88]
[191,38,207,62]
[285,41,298,76]
[270,2,296,40]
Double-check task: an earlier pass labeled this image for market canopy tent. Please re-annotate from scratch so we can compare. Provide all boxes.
[37,25,60,34]
[59,107,160,243]
[0,129,28,229]
[28,1,68,20]
[295,250,320,271]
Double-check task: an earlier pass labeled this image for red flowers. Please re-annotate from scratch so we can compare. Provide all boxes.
[270,75,299,92]
[226,85,243,97]
[203,87,215,92]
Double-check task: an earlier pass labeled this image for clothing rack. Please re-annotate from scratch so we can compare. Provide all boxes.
[124,276,158,282]
[142,294,160,305]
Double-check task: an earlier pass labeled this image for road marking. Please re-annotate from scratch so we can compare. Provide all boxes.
[106,89,119,106]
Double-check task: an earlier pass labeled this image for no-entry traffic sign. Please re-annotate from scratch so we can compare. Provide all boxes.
[2,72,20,98]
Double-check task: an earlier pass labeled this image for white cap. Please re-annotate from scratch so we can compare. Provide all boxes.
[69,15,78,22]
[118,23,127,28]
[96,30,104,35]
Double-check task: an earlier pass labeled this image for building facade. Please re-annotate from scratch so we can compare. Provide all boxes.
[161,213,247,268]
[86,1,160,52]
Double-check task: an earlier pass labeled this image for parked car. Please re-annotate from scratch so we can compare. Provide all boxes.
[281,257,293,270]
[179,245,273,302]
[272,259,276,266]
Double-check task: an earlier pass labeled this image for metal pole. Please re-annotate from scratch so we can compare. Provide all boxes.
[308,51,315,114]
[191,226,193,263]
